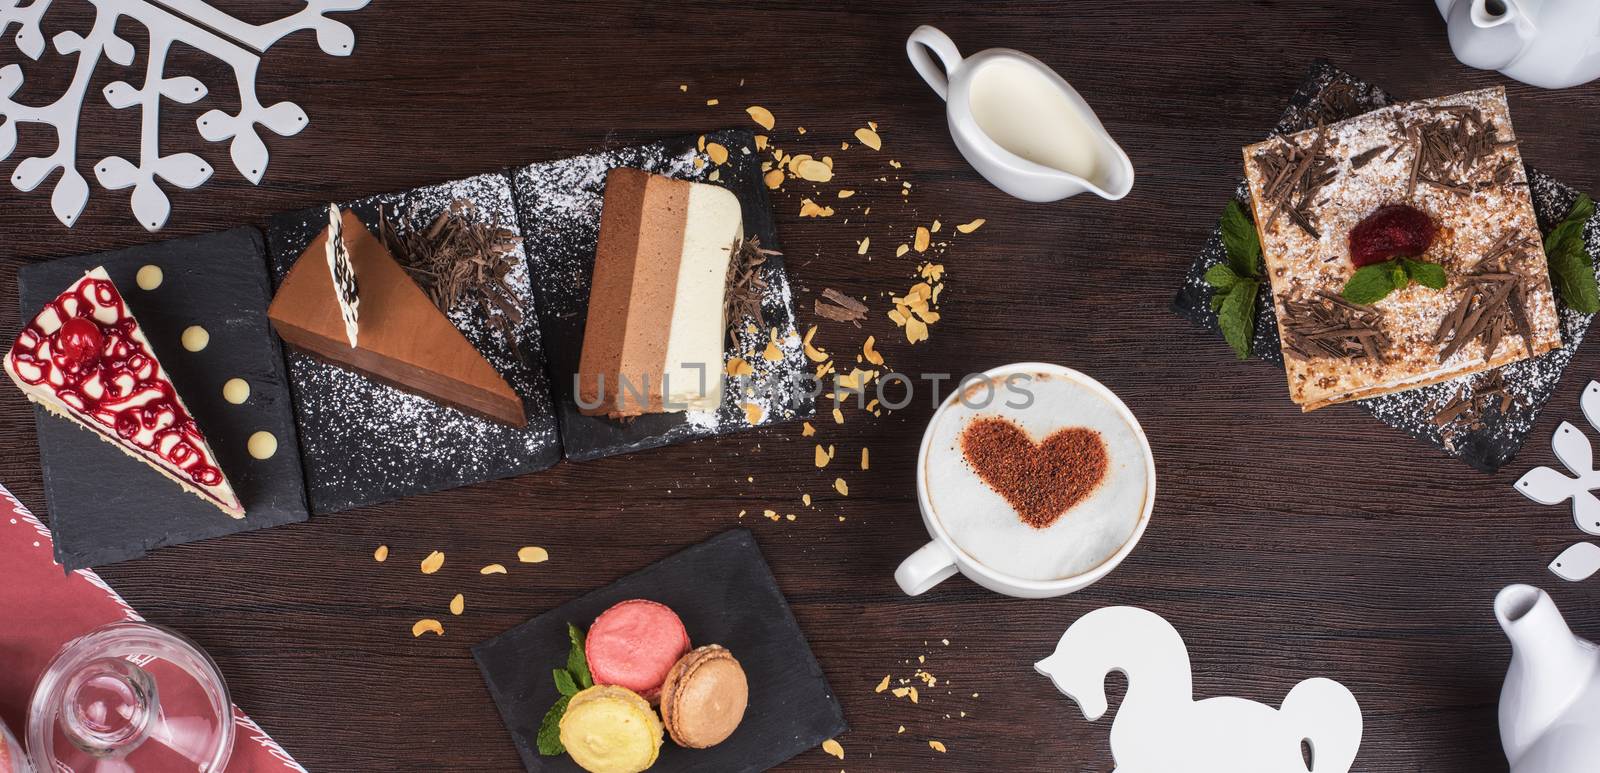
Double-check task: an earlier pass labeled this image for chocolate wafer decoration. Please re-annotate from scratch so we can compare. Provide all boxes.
[1253,126,1339,240]
[1281,290,1390,362]
[324,203,360,348]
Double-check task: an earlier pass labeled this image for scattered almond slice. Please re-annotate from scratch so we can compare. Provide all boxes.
[861,448,870,470]
[837,189,855,199]
[697,135,706,152]
[726,357,754,377]
[909,686,920,703]
[854,126,882,150]
[420,551,445,575]
[802,326,828,362]
[802,493,812,506]
[755,134,769,151]
[705,98,719,106]
[708,169,721,182]
[764,509,779,522]
[373,545,388,562]
[412,619,444,637]
[799,199,835,218]
[706,142,729,165]
[956,218,985,233]
[802,421,816,437]
[449,593,465,615]
[862,336,884,366]
[743,403,765,424]
[764,340,784,361]
[931,219,942,233]
[876,675,891,693]
[763,169,784,189]
[857,237,870,255]
[905,316,930,344]
[891,687,910,698]
[815,445,830,468]
[795,158,834,183]
[929,740,947,753]
[480,563,507,575]
[834,478,849,496]
[895,244,909,257]
[832,406,845,424]
[746,105,775,130]
[914,227,930,253]
[822,739,845,760]
[518,546,549,564]
[678,84,687,92]
[898,726,906,734]
[920,263,945,282]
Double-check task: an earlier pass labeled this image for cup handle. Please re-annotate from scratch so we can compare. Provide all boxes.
[905,25,963,101]
[895,540,959,596]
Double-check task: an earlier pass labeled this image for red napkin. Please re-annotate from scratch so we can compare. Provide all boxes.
[0,484,306,772]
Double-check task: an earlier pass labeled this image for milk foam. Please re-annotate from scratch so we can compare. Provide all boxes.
[923,371,1148,582]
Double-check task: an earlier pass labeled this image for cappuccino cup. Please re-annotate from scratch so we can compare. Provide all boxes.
[895,362,1155,598]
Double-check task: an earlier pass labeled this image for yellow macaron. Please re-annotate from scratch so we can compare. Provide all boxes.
[559,685,664,773]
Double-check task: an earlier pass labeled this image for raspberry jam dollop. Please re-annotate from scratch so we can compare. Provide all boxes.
[1348,204,1437,267]
[55,317,103,371]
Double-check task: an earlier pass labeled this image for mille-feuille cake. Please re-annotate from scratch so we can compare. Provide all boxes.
[1242,87,1561,411]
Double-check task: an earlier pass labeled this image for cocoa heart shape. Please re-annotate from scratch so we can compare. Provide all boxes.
[959,416,1108,529]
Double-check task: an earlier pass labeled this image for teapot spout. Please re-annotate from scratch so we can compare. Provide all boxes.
[1448,0,1528,70]
[1495,585,1600,765]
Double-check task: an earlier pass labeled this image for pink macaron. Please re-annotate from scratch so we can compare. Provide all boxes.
[585,599,691,702]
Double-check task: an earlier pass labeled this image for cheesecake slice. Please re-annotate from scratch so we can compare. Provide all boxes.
[268,208,526,427]
[577,168,742,418]
[4,268,244,517]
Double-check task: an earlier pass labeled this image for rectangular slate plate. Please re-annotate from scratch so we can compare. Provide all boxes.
[473,529,846,773]
[1172,61,1600,473]
[16,227,310,569]
[265,172,562,514]
[512,129,814,462]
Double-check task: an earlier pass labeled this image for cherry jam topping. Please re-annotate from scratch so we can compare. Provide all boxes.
[1348,204,1437,267]
[6,277,224,488]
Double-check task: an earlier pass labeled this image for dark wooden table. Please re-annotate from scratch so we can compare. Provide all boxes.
[4,2,1599,771]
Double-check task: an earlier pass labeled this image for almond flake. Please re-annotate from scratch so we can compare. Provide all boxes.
[763,169,784,189]
[815,445,830,468]
[956,218,985,233]
[802,421,816,437]
[832,407,844,424]
[861,448,870,470]
[857,237,870,255]
[920,263,945,281]
[745,105,775,130]
[892,687,910,698]
[837,189,855,199]
[888,308,907,326]
[705,98,719,106]
[905,317,930,344]
[822,739,845,760]
[708,169,721,182]
[743,403,765,424]
[798,199,835,218]
[785,513,796,521]
[862,336,884,365]
[373,545,389,562]
[678,84,687,92]
[898,726,905,734]
[517,546,549,564]
[420,550,445,574]
[909,686,920,703]
[931,219,942,233]
[834,477,849,496]
[706,142,729,165]
[875,674,891,693]
[802,493,812,506]
[890,159,902,168]
[755,134,769,151]
[795,159,834,183]
[697,135,706,152]
[763,340,784,361]
[895,244,909,257]
[726,357,754,377]
[449,593,465,615]
[802,326,828,362]
[914,226,930,252]
[929,740,947,753]
[797,126,806,134]
[480,563,507,575]
[764,509,779,521]
[854,127,882,150]
[412,619,444,637]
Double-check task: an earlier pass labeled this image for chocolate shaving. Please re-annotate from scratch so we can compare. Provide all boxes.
[1349,145,1387,170]
[1395,102,1519,200]
[1433,370,1514,429]
[1281,290,1389,362]
[1434,274,1522,364]
[1252,126,1339,240]
[381,199,526,349]
[725,236,779,342]
[814,288,868,327]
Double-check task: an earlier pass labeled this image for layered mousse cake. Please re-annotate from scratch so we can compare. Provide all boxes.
[268,208,526,426]
[4,268,244,516]
[578,168,742,418]
[1242,87,1561,411]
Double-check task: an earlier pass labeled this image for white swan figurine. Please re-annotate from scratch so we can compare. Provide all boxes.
[1035,606,1363,772]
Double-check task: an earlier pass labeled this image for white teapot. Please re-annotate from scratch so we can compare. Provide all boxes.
[1494,585,1600,773]
[1437,0,1600,88]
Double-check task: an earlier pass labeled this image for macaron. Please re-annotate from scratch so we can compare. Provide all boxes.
[558,684,664,773]
[659,644,749,749]
[585,599,691,702]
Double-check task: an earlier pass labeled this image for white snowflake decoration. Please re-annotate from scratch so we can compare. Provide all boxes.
[0,0,368,231]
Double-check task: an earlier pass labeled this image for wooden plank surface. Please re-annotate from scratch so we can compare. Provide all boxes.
[2,2,1598,770]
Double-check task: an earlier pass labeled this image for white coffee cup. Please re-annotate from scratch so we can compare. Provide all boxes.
[895,362,1156,598]
[905,25,1135,203]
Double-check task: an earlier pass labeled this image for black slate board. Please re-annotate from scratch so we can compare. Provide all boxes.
[265,172,562,514]
[16,227,310,569]
[1171,61,1600,473]
[473,529,846,773]
[512,129,814,462]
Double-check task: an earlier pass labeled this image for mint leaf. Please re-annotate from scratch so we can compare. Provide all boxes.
[1546,193,1599,314]
[1400,258,1447,290]
[537,694,570,756]
[1204,263,1239,289]
[1220,200,1261,278]
[1217,279,1258,360]
[553,668,578,697]
[566,623,593,689]
[1343,262,1400,305]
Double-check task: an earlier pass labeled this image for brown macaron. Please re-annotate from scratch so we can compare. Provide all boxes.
[658,644,749,749]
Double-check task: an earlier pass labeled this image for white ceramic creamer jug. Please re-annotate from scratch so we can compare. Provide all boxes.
[905,25,1134,203]
[1494,584,1600,773]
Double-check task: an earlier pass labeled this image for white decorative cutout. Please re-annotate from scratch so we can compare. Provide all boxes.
[0,0,368,231]
[324,203,359,347]
[1514,381,1600,537]
[1549,543,1600,582]
[1035,606,1363,773]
